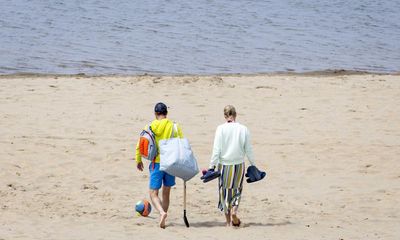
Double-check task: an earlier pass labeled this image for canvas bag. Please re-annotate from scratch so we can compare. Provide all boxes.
[159,123,199,181]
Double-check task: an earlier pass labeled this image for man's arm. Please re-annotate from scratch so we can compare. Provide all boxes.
[135,138,142,163]
[135,138,144,171]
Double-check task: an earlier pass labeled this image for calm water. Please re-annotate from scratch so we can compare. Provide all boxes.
[1,0,399,75]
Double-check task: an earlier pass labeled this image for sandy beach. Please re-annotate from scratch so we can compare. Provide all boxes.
[0,73,399,239]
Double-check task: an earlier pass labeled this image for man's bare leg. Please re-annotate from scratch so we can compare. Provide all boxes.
[161,186,171,212]
[149,189,167,229]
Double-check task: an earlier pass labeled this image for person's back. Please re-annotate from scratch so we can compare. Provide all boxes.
[140,118,183,164]
[214,122,253,165]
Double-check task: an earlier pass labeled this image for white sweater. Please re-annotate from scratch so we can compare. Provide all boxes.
[210,122,255,168]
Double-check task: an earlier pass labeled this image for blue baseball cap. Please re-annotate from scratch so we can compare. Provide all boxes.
[154,102,168,114]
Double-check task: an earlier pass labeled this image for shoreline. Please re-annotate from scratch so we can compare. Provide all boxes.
[0,69,399,79]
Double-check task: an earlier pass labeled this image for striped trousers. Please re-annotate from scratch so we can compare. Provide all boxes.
[217,162,245,213]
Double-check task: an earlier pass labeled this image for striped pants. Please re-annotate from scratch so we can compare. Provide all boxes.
[217,162,245,213]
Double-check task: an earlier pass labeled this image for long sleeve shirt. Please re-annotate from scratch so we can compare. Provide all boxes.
[209,122,255,168]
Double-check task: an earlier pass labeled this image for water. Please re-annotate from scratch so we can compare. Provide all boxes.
[1,0,399,75]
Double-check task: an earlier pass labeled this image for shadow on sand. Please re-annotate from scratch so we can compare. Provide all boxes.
[173,220,292,228]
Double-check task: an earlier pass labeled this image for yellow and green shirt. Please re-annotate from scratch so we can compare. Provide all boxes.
[135,118,183,163]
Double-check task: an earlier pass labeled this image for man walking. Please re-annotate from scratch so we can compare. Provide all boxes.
[135,102,183,228]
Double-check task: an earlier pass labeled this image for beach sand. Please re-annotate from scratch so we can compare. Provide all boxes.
[0,73,399,239]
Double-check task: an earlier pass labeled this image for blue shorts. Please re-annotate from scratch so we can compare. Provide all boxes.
[149,163,176,190]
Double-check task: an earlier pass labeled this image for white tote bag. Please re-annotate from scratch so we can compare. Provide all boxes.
[159,123,199,181]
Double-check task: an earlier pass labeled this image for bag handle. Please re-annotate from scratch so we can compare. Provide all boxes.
[170,122,178,138]
[147,122,153,133]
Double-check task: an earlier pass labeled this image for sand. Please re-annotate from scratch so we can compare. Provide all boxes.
[0,73,399,239]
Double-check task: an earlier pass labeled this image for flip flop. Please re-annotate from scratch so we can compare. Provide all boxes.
[246,171,266,183]
[245,166,266,183]
[201,170,221,183]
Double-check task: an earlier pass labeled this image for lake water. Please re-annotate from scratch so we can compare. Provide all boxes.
[1,0,399,75]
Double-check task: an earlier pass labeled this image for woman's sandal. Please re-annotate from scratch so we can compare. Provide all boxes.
[232,215,241,227]
[232,219,241,227]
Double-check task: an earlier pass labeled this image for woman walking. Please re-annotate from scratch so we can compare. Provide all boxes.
[209,105,255,227]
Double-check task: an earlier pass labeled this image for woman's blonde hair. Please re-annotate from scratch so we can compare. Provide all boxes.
[224,105,237,118]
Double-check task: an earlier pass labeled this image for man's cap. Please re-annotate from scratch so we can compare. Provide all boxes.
[154,102,168,114]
